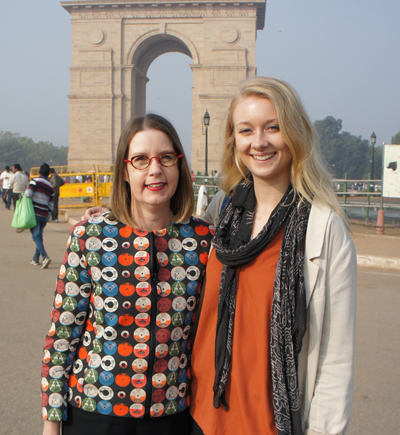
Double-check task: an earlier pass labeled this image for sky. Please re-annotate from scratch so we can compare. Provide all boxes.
[1,0,399,161]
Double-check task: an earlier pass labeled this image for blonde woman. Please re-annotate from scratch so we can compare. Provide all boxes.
[190,77,357,435]
[41,114,213,435]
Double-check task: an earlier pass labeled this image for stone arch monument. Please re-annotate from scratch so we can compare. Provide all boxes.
[62,0,266,172]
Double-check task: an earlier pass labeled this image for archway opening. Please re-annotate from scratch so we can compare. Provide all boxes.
[146,53,193,162]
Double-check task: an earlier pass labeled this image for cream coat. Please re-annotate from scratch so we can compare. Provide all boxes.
[299,202,357,435]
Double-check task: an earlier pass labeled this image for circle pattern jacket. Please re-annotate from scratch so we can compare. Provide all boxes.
[41,214,213,421]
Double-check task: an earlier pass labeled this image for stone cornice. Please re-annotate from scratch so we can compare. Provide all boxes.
[61,0,266,29]
[61,0,265,5]
[199,93,235,99]
[68,94,123,99]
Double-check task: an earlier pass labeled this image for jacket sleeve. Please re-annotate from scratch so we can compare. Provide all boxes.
[25,180,36,198]
[57,173,65,187]
[41,225,91,422]
[306,215,357,435]
[48,190,54,212]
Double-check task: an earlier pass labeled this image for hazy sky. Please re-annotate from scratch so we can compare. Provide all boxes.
[1,0,399,161]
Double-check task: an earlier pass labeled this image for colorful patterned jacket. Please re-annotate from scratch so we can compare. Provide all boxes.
[41,214,213,421]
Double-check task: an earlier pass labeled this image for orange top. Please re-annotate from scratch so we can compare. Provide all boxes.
[191,227,284,435]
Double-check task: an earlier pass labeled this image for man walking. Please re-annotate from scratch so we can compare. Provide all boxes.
[0,166,13,209]
[11,164,29,211]
[25,163,54,268]
[49,168,65,222]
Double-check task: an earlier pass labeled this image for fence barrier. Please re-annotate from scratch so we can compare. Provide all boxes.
[30,165,113,208]
[30,168,399,224]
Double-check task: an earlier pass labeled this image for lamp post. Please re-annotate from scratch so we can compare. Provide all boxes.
[203,110,210,176]
[377,140,385,234]
[370,131,376,179]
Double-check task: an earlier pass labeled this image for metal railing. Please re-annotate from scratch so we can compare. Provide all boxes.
[194,173,400,225]
[333,174,399,225]
[30,166,399,225]
[30,165,113,208]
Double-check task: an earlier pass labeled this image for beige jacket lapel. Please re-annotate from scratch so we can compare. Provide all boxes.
[304,202,331,306]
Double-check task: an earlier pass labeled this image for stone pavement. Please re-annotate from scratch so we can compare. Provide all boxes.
[351,230,400,271]
[0,207,399,434]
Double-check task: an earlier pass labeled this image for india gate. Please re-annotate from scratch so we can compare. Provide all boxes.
[61,0,266,172]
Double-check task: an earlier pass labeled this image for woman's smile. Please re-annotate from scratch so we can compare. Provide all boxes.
[251,152,276,162]
[145,182,167,191]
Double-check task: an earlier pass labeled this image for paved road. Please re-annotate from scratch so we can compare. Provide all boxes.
[348,268,400,435]
[0,208,399,434]
[0,210,72,435]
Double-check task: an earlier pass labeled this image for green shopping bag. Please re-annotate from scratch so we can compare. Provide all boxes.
[11,193,37,229]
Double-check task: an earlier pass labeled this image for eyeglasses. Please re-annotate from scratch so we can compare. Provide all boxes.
[124,152,183,170]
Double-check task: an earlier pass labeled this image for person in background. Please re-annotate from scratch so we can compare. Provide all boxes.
[0,165,13,209]
[25,163,54,268]
[190,77,357,435]
[41,114,212,435]
[201,189,227,226]
[10,164,29,225]
[49,168,65,222]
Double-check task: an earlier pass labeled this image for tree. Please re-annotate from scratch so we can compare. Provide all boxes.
[391,131,400,144]
[314,116,370,179]
[0,131,68,173]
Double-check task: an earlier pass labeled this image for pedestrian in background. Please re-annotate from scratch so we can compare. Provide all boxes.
[0,165,13,209]
[25,163,54,268]
[11,164,29,211]
[49,168,65,222]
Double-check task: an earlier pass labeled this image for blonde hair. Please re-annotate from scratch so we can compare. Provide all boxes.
[110,114,194,227]
[221,76,344,220]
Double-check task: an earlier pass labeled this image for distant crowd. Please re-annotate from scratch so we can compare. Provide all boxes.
[0,162,60,269]
[0,164,30,211]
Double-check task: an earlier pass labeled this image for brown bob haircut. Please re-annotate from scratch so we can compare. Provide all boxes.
[109,114,194,227]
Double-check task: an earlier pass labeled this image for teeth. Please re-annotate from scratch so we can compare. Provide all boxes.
[148,183,164,187]
[252,153,274,161]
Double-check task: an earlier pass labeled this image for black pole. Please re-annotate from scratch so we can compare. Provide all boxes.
[370,132,376,180]
[370,143,374,179]
[205,125,208,176]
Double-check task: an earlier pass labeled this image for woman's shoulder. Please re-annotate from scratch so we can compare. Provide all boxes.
[69,213,122,236]
[188,215,212,225]
[177,216,215,240]
[308,201,353,255]
[310,201,347,231]
[188,215,214,229]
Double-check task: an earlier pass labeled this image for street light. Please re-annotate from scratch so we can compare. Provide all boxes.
[370,131,376,179]
[203,110,210,176]
[377,140,385,235]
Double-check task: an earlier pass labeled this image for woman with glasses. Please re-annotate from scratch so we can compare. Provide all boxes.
[41,114,213,435]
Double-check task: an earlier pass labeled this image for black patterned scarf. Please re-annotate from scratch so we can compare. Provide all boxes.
[212,181,311,435]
